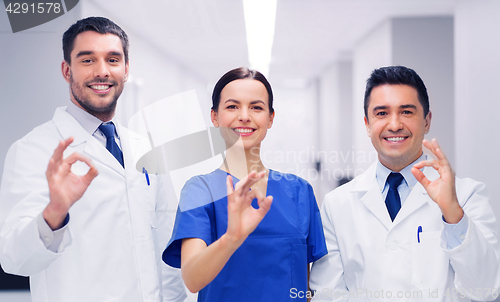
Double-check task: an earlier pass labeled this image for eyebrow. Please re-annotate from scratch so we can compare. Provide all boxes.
[372,105,388,112]
[75,51,124,58]
[372,104,418,111]
[224,99,266,105]
[75,51,93,58]
[400,104,417,110]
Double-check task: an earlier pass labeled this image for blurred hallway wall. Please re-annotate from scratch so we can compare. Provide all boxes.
[455,0,500,229]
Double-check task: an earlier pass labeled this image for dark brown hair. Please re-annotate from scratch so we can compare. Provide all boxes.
[212,67,274,113]
[63,16,129,64]
[364,66,429,119]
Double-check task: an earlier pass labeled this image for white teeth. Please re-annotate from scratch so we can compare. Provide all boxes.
[90,85,110,90]
[386,137,406,142]
[234,128,254,133]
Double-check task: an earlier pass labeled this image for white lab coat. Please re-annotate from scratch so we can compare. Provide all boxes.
[0,107,186,302]
[310,162,500,302]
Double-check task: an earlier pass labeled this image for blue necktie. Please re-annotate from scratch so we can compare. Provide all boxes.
[385,172,403,221]
[98,123,124,168]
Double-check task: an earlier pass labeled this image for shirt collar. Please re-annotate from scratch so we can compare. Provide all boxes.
[376,153,427,190]
[65,101,119,137]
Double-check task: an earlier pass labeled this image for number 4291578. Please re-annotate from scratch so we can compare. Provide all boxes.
[6,3,61,14]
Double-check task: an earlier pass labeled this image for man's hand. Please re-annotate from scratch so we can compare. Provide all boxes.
[411,138,464,224]
[43,137,99,230]
[225,171,273,247]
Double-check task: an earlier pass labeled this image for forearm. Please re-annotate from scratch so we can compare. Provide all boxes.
[0,212,68,276]
[310,199,349,302]
[0,139,72,275]
[449,218,500,300]
[310,255,349,302]
[181,234,242,293]
[449,181,500,300]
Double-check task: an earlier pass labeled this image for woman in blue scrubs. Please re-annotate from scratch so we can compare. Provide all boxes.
[163,67,327,301]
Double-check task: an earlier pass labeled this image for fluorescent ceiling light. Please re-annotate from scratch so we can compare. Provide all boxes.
[243,0,277,77]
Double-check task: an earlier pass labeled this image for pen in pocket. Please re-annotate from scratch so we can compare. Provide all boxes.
[143,167,150,186]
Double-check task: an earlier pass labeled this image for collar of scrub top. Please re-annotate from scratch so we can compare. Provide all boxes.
[66,101,122,149]
[376,153,426,206]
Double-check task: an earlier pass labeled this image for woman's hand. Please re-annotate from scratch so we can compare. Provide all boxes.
[225,171,273,246]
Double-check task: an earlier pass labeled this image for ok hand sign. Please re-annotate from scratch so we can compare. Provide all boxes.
[411,138,463,224]
[43,137,99,230]
[225,171,273,246]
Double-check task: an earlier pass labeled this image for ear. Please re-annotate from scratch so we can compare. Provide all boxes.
[267,111,275,129]
[364,116,371,137]
[424,110,432,134]
[61,60,71,84]
[211,109,219,127]
[124,61,130,82]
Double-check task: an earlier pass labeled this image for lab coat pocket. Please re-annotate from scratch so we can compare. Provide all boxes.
[144,173,158,212]
[411,231,449,290]
[149,211,161,259]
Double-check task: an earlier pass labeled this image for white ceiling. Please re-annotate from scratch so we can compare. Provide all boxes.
[91,0,456,86]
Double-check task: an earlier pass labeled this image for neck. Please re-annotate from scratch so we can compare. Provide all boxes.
[220,144,266,179]
[95,113,114,123]
[70,99,115,122]
[379,151,423,172]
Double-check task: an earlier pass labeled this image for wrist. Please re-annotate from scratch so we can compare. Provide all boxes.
[220,233,245,252]
[43,202,69,230]
[441,201,464,224]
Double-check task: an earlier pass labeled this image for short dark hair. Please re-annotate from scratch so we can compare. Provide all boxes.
[364,66,429,119]
[63,16,129,64]
[212,67,274,113]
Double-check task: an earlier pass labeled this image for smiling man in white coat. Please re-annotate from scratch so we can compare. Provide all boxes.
[310,66,500,301]
[0,17,186,302]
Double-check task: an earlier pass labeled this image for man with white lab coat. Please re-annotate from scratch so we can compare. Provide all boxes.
[0,17,186,302]
[310,66,500,301]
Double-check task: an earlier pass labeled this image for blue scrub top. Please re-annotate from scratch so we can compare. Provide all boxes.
[163,169,327,302]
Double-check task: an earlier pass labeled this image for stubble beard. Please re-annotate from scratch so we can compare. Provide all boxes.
[70,75,122,118]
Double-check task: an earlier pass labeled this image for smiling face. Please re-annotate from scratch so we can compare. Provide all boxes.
[61,31,129,121]
[364,84,431,172]
[211,79,274,151]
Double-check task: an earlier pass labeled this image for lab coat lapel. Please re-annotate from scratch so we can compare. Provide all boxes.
[53,107,125,177]
[53,107,89,145]
[392,184,428,225]
[83,137,125,176]
[393,166,439,225]
[117,122,162,178]
[353,163,393,230]
[117,122,142,175]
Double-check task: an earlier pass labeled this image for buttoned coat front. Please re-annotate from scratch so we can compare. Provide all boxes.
[310,161,500,302]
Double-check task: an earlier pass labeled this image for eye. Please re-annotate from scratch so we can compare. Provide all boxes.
[252,105,264,111]
[376,111,387,116]
[402,110,413,115]
[109,58,120,63]
[226,105,237,109]
[81,59,93,63]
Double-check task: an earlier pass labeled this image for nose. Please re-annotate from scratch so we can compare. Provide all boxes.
[93,59,110,79]
[387,114,403,132]
[239,108,251,122]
